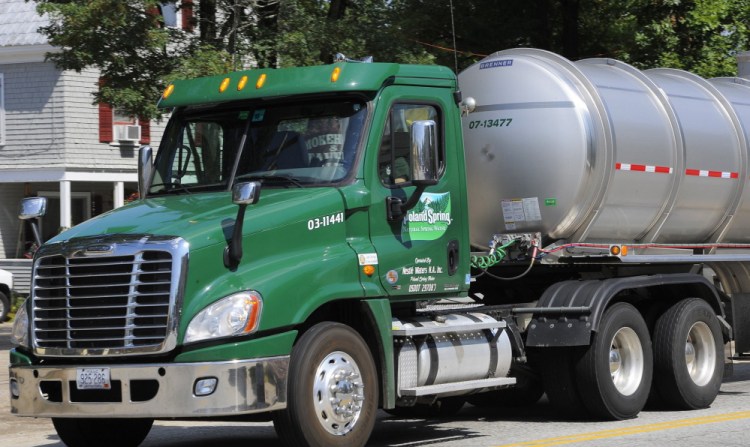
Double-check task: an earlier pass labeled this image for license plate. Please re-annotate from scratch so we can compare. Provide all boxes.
[76,368,111,390]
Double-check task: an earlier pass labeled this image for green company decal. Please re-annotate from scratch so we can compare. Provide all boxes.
[402,192,452,241]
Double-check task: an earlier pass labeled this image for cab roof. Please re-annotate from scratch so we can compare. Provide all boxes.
[158,62,456,108]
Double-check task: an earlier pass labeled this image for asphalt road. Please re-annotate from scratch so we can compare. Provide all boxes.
[2,320,750,447]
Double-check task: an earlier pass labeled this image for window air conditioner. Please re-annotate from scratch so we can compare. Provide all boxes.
[115,125,141,142]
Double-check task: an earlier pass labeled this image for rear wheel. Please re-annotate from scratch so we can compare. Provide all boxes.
[52,418,153,447]
[539,346,588,418]
[272,322,378,447]
[575,302,653,420]
[652,298,723,409]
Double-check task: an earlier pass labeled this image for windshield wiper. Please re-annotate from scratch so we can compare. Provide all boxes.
[149,182,227,195]
[236,173,304,188]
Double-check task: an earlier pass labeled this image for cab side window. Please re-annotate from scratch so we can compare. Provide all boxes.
[379,104,439,186]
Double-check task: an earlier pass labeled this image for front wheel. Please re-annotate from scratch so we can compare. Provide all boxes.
[652,298,723,409]
[52,418,153,447]
[575,302,653,420]
[273,322,378,447]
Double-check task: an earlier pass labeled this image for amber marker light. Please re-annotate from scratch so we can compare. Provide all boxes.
[256,73,267,89]
[363,265,376,277]
[610,245,628,256]
[219,77,231,93]
[237,75,249,91]
[331,67,342,83]
[162,84,175,99]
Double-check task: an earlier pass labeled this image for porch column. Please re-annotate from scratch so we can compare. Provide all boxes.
[114,181,125,209]
[60,180,72,230]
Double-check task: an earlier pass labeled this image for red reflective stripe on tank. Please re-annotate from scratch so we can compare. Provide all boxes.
[616,163,673,174]
[685,168,738,179]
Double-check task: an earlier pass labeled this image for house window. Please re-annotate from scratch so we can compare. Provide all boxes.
[160,2,178,28]
[150,1,193,30]
[98,81,151,144]
[113,107,137,126]
[0,73,5,146]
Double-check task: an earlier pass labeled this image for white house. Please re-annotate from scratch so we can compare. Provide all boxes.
[0,1,192,266]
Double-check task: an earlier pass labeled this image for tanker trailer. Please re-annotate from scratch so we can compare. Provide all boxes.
[460,48,750,248]
[458,48,750,419]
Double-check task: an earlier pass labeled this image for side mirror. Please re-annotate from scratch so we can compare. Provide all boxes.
[386,120,439,221]
[224,181,262,270]
[410,120,439,186]
[232,181,261,206]
[19,197,47,249]
[19,197,47,220]
[138,146,154,199]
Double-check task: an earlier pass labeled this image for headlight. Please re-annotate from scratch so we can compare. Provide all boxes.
[185,291,263,344]
[10,299,29,348]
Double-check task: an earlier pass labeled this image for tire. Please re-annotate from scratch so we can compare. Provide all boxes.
[0,291,9,322]
[467,375,544,408]
[272,322,378,447]
[652,298,723,410]
[538,346,589,418]
[52,418,153,447]
[575,302,653,420]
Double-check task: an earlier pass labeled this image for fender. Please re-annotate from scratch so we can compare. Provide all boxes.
[524,273,723,347]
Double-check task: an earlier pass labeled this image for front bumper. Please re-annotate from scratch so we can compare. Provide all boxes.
[9,356,288,418]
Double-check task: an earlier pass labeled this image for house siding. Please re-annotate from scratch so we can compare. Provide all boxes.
[0,62,64,169]
[60,68,141,172]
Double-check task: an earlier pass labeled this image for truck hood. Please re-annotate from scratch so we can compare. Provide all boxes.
[48,188,346,252]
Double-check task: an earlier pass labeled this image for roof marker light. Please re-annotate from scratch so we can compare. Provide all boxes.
[219,77,231,93]
[163,84,175,99]
[331,67,341,83]
[237,75,249,91]
[256,73,267,89]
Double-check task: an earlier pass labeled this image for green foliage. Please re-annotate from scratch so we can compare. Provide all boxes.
[628,0,750,77]
[36,0,186,118]
[33,0,750,119]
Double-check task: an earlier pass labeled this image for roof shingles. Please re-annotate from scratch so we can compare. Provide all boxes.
[0,0,49,48]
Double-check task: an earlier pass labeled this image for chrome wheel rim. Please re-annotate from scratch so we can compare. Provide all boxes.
[685,321,716,386]
[313,351,365,436]
[609,327,644,396]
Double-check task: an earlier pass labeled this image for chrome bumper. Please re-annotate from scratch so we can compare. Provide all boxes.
[9,356,288,418]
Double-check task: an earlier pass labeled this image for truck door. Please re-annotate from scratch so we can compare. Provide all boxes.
[367,87,469,297]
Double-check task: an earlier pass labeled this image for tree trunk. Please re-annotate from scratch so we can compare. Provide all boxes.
[534,0,553,50]
[560,0,579,59]
[257,0,280,67]
[199,0,218,45]
[320,0,348,63]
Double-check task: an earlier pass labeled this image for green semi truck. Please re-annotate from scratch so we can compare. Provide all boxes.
[10,49,750,447]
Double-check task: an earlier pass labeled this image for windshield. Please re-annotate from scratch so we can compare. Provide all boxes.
[150,98,367,194]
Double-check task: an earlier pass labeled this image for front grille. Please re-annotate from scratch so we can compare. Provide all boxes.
[31,236,187,356]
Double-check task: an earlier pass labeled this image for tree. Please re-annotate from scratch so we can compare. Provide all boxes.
[36,0,187,119]
[628,0,750,78]
[33,0,750,119]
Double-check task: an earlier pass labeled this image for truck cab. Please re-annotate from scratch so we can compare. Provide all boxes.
[9,60,473,447]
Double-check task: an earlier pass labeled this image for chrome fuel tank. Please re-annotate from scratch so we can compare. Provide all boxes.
[459,48,750,249]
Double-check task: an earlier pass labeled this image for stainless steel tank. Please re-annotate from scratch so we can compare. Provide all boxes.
[459,48,750,249]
